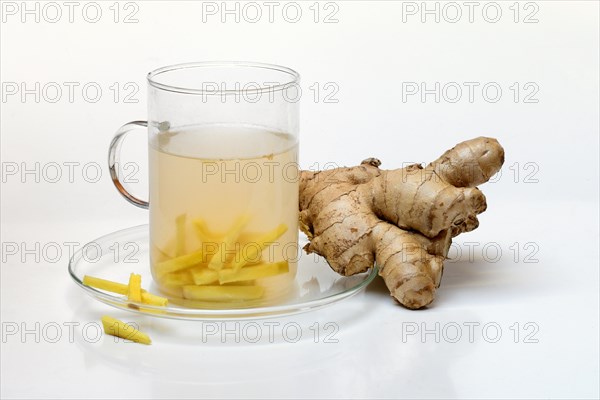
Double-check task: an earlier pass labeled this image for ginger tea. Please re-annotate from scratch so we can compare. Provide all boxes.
[149,125,299,305]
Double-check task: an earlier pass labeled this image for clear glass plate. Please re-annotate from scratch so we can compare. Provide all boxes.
[68,224,378,320]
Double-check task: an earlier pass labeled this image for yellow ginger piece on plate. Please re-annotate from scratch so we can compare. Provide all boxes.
[127,273,142,302]
[83,275,128,294]
[101,315,151,345]
[140,291,168,307]
[218,261,289,284]
[182,285,265,301]
[82,275,168,306]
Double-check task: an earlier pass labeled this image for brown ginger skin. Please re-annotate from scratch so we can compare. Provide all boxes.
[299,137,505,309]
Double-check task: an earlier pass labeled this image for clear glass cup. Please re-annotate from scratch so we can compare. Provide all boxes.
[108,62,300,307]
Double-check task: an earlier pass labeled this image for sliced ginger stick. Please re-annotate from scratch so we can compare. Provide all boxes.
[153,243,174,263]
[83,275,128,295]
[192,218,224,243]
[140,292,168,306]
[218,261,289,284]
[193,228,269,247]
[230,224,288,272]
[182,285,265,301]
[101,315,151,345]
[127,273,142,302]
[175,214,187,257]
[83,275,168,306]
[190,267,219,285]
[207,215,251,271]
[161,270,194,286]
[237,232,271,245]
[155,250,205,275]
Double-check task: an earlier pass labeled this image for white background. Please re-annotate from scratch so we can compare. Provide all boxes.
[1,1,599,398]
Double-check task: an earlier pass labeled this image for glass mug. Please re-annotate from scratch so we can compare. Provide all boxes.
[108,62,300,307]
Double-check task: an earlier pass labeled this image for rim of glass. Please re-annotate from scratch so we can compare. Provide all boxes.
[147,61,301,95]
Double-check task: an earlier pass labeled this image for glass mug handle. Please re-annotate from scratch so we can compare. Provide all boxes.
[108,121,149,209]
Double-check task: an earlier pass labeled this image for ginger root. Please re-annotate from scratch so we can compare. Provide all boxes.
[299,137,505,309]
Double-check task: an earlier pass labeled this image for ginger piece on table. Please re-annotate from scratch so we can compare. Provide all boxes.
[101,315,151,345]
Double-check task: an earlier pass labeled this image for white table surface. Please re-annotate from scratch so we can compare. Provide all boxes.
[1,1,598,398]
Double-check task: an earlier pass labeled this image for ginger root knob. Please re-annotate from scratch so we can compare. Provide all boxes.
[299,137,505,309]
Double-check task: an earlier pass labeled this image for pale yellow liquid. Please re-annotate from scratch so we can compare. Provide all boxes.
[149,125,299,306]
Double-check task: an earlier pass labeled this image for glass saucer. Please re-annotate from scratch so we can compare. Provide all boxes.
[68,224,378,320]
